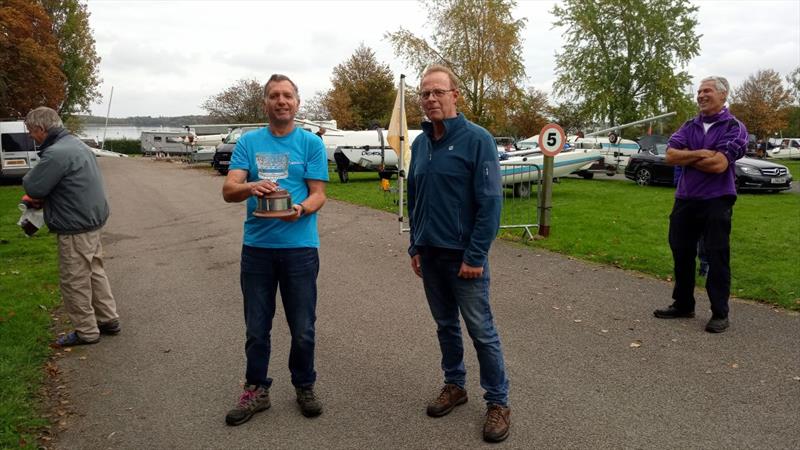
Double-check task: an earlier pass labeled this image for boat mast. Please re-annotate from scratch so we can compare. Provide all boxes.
[101,86,114,150]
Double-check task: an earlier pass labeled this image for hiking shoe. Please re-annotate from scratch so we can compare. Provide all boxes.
[225,385,270,426]
[483,404,511,442]
[653,305,695,319]
[54,331,99,347]
[705,316,729,333]
[295,386,323,417]
[426,384,468,417]
[98,319,121,335]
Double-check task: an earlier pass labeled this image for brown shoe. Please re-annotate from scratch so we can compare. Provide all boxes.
[426,384,467,417]
[483,404,511,442]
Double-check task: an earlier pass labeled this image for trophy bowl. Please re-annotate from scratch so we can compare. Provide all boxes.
[253,152,295,218]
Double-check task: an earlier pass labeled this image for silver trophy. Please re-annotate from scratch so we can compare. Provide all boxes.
[253,152,294,218]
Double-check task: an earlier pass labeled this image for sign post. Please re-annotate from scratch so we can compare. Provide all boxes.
[536,123,566,238]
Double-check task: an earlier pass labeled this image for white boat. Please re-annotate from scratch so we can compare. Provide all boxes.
[518,134,640,175]
[500,147,604,196]
[323,128,423,171]
[767,138,800,159]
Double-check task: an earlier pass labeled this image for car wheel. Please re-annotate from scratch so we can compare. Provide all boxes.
[513,182,531,198]
[635,168,652,186]
[577,170,594,179]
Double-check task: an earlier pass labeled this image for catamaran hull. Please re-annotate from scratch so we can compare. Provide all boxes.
[500,150,604,184]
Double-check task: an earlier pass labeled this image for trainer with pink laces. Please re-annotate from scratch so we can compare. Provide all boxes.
[222,74,328,426]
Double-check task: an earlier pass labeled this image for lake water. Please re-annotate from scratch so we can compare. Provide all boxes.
[79,126,184,141]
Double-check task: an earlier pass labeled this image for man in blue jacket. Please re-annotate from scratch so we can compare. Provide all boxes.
[656,76,748,333]
[407,65,509,443]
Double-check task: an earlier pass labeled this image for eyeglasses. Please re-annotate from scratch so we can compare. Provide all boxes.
[419,89,455,100]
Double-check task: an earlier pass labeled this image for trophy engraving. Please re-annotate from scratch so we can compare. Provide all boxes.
[253,152,294,218]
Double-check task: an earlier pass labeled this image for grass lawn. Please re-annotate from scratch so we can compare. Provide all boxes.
[0,185,60,448]
[326,170,800,310]
[778,159,800,177]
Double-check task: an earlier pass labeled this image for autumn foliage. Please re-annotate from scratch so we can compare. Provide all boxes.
[730,69,795,140]
[0,0,66,118]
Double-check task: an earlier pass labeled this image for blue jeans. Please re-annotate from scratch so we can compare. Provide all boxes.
[419,247,509,406]
[240,245,319,388]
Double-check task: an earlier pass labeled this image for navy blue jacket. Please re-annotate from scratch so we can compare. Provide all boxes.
[407,113,502,267]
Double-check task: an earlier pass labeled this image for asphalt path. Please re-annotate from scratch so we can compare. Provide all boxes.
[54,157,799,449]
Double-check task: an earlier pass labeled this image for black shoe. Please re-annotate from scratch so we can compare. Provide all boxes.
[705,316,729,333]
[653,305,695,319]
[295,386,323,417]
[98,319,121,335]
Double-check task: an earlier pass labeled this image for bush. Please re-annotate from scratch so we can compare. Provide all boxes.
[101,139,141,154]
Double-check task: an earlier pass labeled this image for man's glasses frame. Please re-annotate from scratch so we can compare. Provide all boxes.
[419,89,456,100]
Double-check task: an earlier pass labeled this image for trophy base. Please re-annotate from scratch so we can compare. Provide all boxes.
[253,209,296,219]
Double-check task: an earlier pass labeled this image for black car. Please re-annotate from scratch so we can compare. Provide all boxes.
[212,126,259,174]
[625,146,793,192]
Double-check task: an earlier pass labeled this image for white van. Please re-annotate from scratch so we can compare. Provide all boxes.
[0,121,39,180]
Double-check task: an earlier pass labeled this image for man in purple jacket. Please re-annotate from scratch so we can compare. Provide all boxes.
[654,76,748,333]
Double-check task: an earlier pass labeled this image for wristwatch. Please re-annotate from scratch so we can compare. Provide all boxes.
[298,203,306,216]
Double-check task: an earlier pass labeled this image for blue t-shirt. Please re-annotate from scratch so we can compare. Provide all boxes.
[229,127,329,248]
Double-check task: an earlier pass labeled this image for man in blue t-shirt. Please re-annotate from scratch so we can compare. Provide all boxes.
[222,74,329,425]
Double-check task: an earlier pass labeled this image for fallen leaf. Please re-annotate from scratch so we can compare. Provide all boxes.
[162,348,171,353]
[79,356,87,360]
[107,432,116,439]
[600,329,609,333]
[573,319,582,323]
[63,348,72,353]
[792,376,800,381]
[10,270,19,275]
[730,363,739,369]
[629,341,642,348]
[670,339,678,342]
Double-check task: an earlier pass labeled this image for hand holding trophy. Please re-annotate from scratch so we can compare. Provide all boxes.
[253,152,295,218]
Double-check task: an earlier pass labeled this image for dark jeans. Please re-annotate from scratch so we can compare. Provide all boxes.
[419,247,509,406]
[668,196,736,318]
[240,245,319,388]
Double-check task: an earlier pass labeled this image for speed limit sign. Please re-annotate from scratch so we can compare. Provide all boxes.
[538,123,566,157]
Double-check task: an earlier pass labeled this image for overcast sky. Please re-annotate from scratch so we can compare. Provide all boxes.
[86,0,800,118]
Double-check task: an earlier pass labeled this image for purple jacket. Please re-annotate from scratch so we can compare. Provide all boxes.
[668,107,747,199]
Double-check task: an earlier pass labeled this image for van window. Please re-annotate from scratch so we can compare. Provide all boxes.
[1,133,35,152]
[154,136,162,142]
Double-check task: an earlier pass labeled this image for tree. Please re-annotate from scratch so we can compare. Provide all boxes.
[548,101,590,135]
[385,0,527,133]
[323,44,396,129]
[298,91,330,121]
[403,85,425,129]
[786,66,800,104]
[506,87,550,138]
[0,0,65,118]
[41,0,102,125]
[552,0,699,127]
[729,69,794,140]
[201,79,264,123]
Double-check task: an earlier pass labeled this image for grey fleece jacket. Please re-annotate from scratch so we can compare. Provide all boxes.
[23,128,109,234]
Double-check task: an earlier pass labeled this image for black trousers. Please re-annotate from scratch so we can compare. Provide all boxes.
[668,195,736,318]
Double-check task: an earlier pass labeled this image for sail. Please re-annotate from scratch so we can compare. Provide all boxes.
[387,77,410,172]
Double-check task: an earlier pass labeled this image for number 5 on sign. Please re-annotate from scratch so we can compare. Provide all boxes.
[538,124,566,157]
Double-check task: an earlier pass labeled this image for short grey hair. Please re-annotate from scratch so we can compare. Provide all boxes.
[700,76,730,95]
[264,74,299,101]
[422,64,459,90]
[25,106,63,131]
